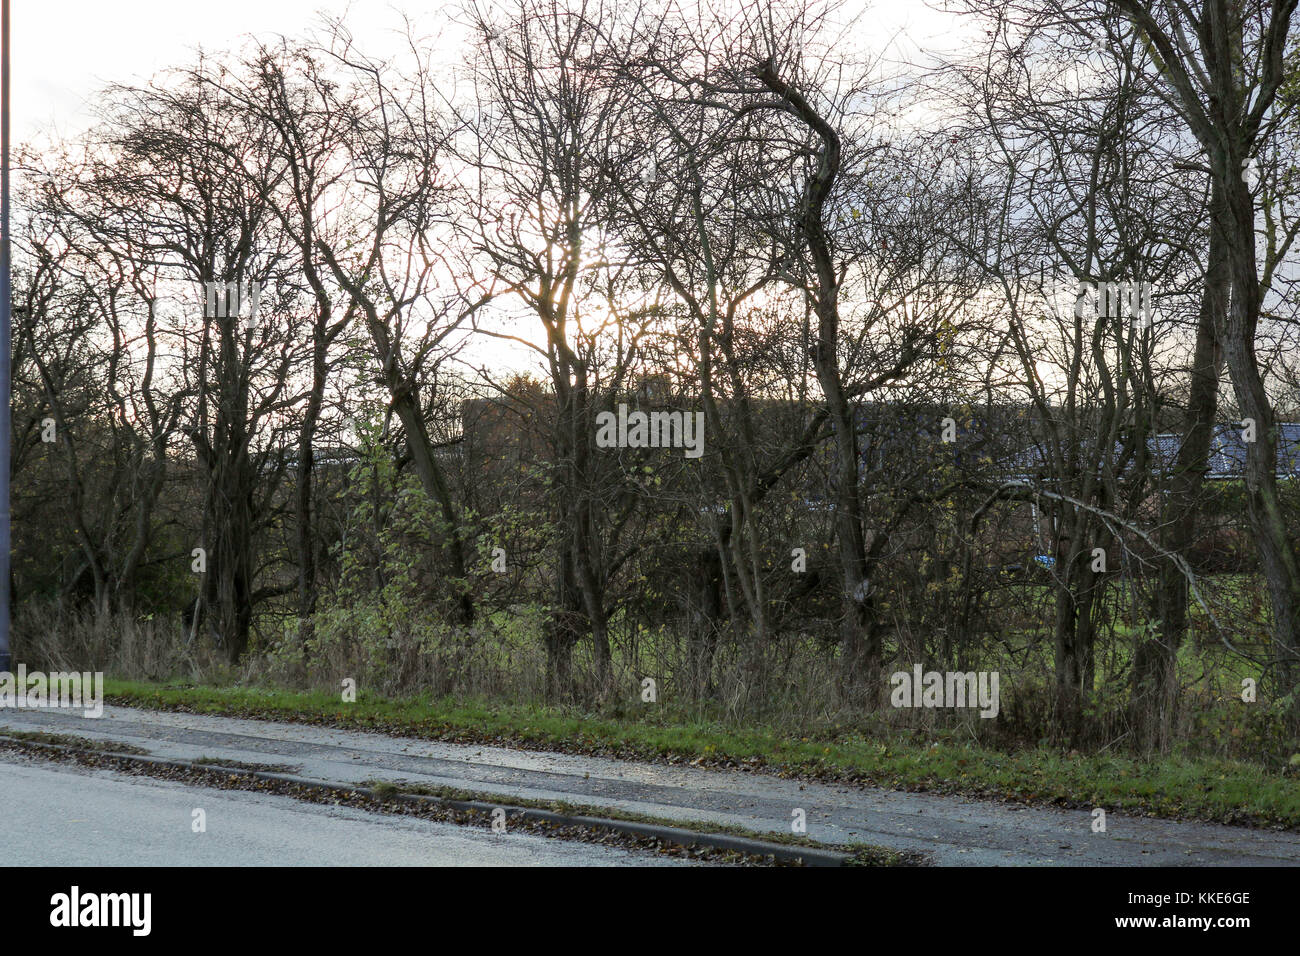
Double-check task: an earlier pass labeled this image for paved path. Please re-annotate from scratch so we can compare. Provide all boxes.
[2,703,1297,865]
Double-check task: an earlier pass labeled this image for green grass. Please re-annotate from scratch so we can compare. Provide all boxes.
[100,677,1300,829]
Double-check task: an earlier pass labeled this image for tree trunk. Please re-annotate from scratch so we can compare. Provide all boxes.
[1221,165,1300,690]
[1133,186,1226,748]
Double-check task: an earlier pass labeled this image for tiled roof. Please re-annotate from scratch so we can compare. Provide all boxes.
[1153,423,1300,479]
[989,423,1300,481]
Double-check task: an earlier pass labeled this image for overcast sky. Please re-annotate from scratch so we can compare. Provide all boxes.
[11,0,978,376]
[13,0,971,144]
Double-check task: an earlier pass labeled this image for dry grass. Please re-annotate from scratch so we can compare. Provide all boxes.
[11,599,1295,768]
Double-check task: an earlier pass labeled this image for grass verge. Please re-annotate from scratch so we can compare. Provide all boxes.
[101,678,1300,830]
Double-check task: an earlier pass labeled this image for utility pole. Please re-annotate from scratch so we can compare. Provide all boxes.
[0,0,12,675]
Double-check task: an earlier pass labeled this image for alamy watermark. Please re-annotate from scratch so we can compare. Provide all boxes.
[889,666,1000,718]
[1073,280,1153,326]
[595,403,705,458]
[0,664,104,718]
[50,887,151,936]
[204,280,262,322]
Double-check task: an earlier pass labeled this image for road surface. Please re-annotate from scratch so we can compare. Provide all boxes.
[2,703,1297,865]
[0,755,701,866]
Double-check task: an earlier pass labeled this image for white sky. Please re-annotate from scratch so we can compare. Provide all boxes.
[13,0,972,144]
[11,0,976,377]
[14,0,442,142]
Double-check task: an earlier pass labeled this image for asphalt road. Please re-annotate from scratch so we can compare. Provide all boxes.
[0,755,700,866]
[3,703,1298,866]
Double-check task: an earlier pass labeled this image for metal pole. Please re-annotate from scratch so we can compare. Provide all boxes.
[0,0,12,675]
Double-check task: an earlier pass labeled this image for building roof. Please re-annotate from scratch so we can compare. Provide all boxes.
[993,423,1300,481]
